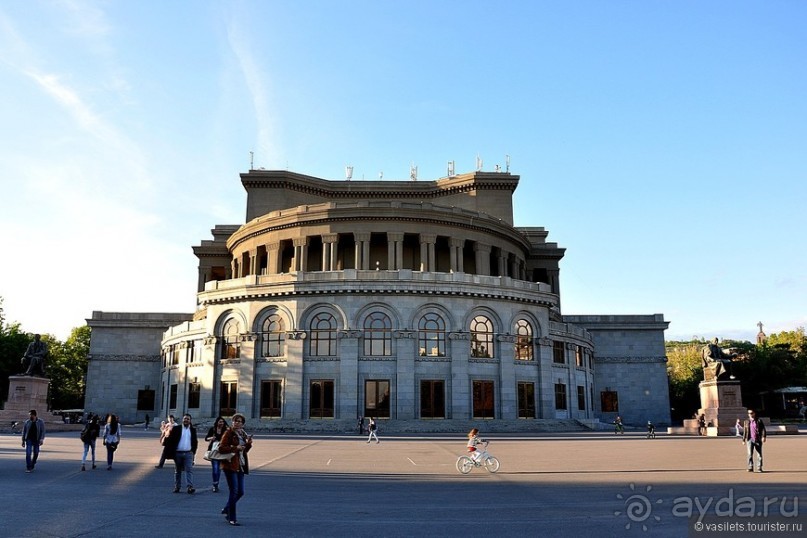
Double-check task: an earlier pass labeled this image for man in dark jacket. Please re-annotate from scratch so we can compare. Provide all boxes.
[742,409,766,472]
[22,409,46,472]
[164,413,198,493]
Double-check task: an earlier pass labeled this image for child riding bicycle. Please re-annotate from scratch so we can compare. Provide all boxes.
[467,428,485,463]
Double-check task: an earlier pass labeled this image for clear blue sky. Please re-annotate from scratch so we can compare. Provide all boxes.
[1,1,804,342]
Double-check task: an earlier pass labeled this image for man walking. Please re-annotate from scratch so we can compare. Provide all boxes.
[22,410,45,472]
[742,409,766,472]
[165,413,198,493]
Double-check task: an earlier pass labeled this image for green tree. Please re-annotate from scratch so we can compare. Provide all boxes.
[666,340,704,421]
[46,325,91,410]
[0,297,32,403]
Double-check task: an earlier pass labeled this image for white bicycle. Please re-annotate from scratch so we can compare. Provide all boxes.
[456,441,500,474]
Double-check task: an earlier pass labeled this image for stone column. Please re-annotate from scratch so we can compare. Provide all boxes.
[419,233,436,272]
[284,331,306,419]
[449,331,470,419]
[474,243,491,276]
[338,330,360,422]
[293,237,308,272]
[498,334,517,419]
[322,234,338,271]
[449,237,464,273]
[394,330,416,419]
[537,337,554,418]
[498,251,508,277]
[387,232,404,270]
[354,232,370,270]
[249,251,258,276]
[266,242,280,275]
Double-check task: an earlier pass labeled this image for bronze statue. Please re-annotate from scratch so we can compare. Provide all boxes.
[21,334,48,377]
[701,337,735,381]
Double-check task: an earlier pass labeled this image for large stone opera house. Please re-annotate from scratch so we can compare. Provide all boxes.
[85,168,671,430]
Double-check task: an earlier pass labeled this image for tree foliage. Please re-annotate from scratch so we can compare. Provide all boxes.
[0,296,91,409]
[667,329,807,421]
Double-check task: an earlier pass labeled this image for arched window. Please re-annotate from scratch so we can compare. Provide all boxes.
[418,313,446,357]
[220,318,241,359]
[261,313,285,357]
[470,315,494,358]
[363,312,392,356]
[309,312,337,356]
[514,319,533,360]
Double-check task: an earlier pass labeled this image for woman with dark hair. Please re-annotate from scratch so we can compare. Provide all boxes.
[218,413,253,526]
[80,415,101,471]
[102,414,121,470]
[204,416,229,492]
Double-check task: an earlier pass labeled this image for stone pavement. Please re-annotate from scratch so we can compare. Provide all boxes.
[1,428,805,537]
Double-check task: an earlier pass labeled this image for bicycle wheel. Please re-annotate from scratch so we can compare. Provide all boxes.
[456,456,474,474]
[484,456,500,473]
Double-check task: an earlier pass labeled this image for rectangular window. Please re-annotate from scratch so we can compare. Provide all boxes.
[577,385,586,411]
[553,341,565,364]
[220,381,238,417]
[309,380,335,418]
[364,380,391,418]
[420,380,445,418]
[223,338,240,359]
[169,383,178,409]
[554,383,567,410]
[136,389,155,411]
[261,380,283,418]
[171,345,181,365]
[517,382,536,418]
[187,382,201,409]
[575,346,584,367]
[472,380,495,419]
[601,390,619,413]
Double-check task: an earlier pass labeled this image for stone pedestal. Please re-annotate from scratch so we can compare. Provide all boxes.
[1,376,55,428]
[695,379,747,436]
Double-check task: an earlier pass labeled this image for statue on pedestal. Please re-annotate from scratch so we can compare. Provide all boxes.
[701,337,735,381]
[20,334,48,377]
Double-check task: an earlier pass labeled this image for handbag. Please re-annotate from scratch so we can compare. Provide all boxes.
[204,441,234,462]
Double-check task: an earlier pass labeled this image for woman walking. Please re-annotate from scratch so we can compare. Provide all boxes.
[80,415,101,471]
[218,413,252,526]
[102,415,121,470]
[204,416,229,492]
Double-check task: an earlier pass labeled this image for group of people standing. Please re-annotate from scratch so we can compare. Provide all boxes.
[153,412,253,526]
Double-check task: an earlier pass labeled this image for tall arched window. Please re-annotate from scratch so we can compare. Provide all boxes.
[514,319,533,360]
[418,313,446,357]
[261,313,285,357]
[309,312,337,356]
[220,318,241,359]
[363,312,392,356]
[470,315,494,358]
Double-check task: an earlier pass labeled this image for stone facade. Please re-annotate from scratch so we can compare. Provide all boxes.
[84,169,671,430]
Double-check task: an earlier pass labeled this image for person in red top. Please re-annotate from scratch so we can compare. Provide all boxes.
[742,409,767,472]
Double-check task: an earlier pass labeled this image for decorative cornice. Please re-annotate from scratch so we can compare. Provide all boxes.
[392,330,415,339]
[303,357,340,362]
[256,358,288,363]
[358,357,397,362]
[596,356,668,364]
[415,357,452,363]
[90,354,160,362]
[469,358,499,364]
[219,359,241,365]
[337,330,362,339]
[448,331,469,340]
[286,331,307,340]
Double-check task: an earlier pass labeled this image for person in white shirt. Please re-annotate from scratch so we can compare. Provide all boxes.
[165,414,198,493]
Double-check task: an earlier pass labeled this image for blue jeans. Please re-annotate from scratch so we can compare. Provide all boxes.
[82,441,96,465]
[211,459,222,486]
[223,470,245,522]
[746,440,763,470]
[174,451,194,488]
[25,443,40,470]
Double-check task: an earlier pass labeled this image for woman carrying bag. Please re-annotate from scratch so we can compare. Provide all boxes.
[217,413,252,526]
[204,416,229,492]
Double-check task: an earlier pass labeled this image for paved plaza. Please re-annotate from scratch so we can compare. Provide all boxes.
[2,428,805,537]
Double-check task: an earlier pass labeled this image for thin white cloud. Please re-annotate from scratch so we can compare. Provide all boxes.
[226,17,280,166]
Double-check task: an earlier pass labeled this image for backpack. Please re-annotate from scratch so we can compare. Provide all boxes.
[79,427,89,443]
